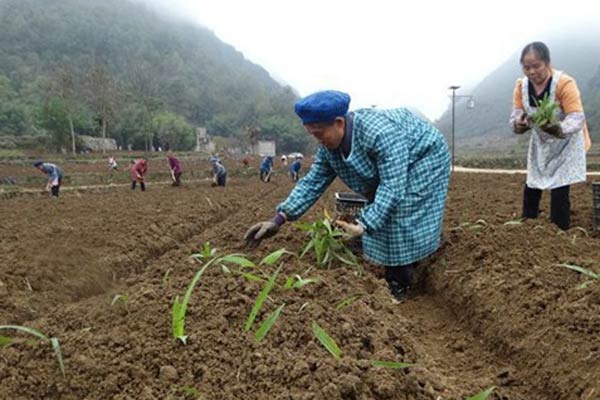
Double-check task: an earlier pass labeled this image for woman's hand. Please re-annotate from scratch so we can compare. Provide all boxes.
[334,220,364,238]
[513,113,531,134]
[541,122,565,138]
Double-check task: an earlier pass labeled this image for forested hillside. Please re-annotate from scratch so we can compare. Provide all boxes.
[0,0,308,152]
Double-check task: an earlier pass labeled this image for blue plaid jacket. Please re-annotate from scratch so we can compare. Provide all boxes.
[277,108,451,266]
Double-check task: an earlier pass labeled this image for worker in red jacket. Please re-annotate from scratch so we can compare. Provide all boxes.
[130,158,148,191]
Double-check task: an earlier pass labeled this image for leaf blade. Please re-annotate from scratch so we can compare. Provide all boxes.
[312,321,342,359]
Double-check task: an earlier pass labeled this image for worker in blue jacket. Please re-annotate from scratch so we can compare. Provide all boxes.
[259,156,273,182]
[289,156,302,182]
[210,156,227,187]
[245,90,451,300]
[34,160,63,197]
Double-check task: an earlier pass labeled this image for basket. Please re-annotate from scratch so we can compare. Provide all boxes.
[593,182,600,230]
[334,192,368,216]
[334,192,367,255]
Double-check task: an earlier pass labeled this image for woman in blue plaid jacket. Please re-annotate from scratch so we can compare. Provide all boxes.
[245,91,451,300]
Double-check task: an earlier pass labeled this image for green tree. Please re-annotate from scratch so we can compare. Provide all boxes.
[151,112,195,151]
[0,76,29,135]
[38,97,71,151]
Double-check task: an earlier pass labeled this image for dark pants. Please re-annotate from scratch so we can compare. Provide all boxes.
[131,181,146,191]
[217,173,226,187]
[172,172,182,186]
[51,179,62,197]
[260,170,270,182]
[522,184,570,230]
[385,263,416,289]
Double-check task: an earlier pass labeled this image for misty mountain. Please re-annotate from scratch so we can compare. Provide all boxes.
[0,0,307,151]
[435,33,600,151]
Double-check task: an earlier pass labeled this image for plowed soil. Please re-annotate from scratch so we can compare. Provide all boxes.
[1,169,599,400]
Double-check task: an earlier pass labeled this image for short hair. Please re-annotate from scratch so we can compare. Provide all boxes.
[520,41,551,64]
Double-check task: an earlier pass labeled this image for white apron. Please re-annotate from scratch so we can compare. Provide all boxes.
[521,70,586,190]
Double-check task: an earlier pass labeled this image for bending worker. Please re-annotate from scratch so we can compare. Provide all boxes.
[210,156,227,187]
[34,160,63,197]
[259,156,273,182]
[289,156,302,182]
[167,154,183,187]
[245,90,451,300]
[130,158,148,191]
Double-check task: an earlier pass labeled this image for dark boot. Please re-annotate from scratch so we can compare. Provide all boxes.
[385,264,415,302]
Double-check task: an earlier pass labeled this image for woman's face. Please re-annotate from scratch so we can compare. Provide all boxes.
[304,118,345,149]
[521,51,550,85]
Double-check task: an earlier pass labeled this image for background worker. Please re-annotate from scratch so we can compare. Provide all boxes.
[259,155,273,182]
[108,156,118,172]
[34,160,63,197]
[130,158,148,191]
[245,90,451,301]
[210,156,227,187]
[289,156,302,182]
[280,154,288,166]
[167,154,183,186]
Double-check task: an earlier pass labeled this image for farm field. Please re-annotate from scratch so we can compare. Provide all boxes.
[0,164,599,400]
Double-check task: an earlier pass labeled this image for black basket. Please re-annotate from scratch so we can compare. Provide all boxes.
[334,192,367,255]
[335,192,368,216]
[593,182,600,230]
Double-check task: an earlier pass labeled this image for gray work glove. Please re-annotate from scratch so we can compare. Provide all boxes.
[244,221,280,248]
[541,122,565,138]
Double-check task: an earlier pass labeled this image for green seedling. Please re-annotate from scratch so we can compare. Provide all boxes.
[570,226,589,237]
[172,261,215,344]
[555,263,599,289]
[259,248,292,266]
[296,214,358,269]
[336,294,361,310]
[0,336,13,347]
[284,275,319,289]
[245,262,284,332]
[503,219,523,226]
[532,93,558,127]
[254,304,285,342]
[466,386,495,400]
[218,255,256,268]
[162,268,173,285]
[180,385,202,398]
[0,325,65,377]
[569,227,589,245]
[110,294,128,306]
[237,271,266,283]
[451,219,489,231]
[172,242,222,344]
[173,246,291,344]
[312,321,342,359]
[371,360,414,369]
[192,241,217,259]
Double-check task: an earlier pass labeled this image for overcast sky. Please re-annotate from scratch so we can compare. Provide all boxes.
[144,0,600,120]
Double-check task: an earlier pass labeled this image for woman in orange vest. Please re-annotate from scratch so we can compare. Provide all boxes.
[510,41,591,230]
